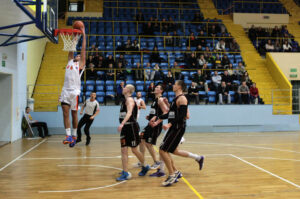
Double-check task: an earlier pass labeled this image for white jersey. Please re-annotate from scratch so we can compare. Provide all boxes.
[84,98,100,116]
[63,59,81,93]
[134,97,144,120]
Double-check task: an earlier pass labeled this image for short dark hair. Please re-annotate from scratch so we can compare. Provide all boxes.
[25,107,29,110]
[156,83,166,94]
[176,80,186,92]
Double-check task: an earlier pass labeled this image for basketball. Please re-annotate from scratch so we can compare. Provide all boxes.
[73,20,84,30]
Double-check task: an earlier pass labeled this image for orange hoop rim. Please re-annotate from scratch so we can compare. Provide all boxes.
[54,29,82,37]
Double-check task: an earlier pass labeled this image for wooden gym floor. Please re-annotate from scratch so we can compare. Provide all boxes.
[1,132,300,199]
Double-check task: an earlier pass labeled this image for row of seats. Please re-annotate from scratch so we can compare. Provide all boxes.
[103,2,199,8]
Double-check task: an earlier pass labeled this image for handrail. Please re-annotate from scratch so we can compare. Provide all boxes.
[233,0,283,4]
[104,0,200,4]
[70,20,224,24]
[82,50,242,54]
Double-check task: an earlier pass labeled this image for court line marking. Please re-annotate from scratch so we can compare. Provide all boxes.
[153,146,204,199]
[47,140,118,143]
[239,156,300,162]
[0,139,47,172]
[230,154,300,189]
[19,155,152,160]
[187,141,300,154]
[39,164,125,193]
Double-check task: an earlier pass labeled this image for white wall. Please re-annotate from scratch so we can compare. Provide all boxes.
[0,43,27,142]
[0,74,12,142]
[233,13,289,28]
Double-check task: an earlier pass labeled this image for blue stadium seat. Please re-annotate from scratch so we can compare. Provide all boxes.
[96,91,105,97]
[106,85,114,91]
[85,91,92,97]
[86,80,95,85]
[96,80,105,85]
[96,85,104,91]
[86,85,94,91]
[208,91,216,103]
[106,80,114,86]
[96,96,104,103]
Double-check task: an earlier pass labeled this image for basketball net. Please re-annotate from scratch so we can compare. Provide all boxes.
[60,32,82,52]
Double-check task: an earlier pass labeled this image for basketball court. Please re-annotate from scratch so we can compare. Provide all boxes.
[1,0,300,198]
[1,132,300,199]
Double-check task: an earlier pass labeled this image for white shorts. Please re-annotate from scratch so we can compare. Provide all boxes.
[59,89,80,111]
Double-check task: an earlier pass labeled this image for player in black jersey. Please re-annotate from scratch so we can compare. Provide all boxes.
[116,84,150,181]
[152,80,204,186]
[139,84,169,170]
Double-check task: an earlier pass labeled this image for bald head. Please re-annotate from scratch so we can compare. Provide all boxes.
[123,84,135,95]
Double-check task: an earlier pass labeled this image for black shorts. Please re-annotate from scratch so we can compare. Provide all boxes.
[120,122,140,148]
[140,124,162,145]
[160,123,186,153]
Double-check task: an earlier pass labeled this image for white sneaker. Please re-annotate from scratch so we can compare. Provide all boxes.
[162,175,177,186]
[150,161,160,170]
[180,137,185,144]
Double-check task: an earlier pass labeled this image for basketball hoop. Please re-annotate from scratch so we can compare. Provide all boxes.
[54,29,82,52]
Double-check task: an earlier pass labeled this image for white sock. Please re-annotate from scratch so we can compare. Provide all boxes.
[72,128,77,137]
[160,161,165,172]
[66,128,71,136]
[188,152,201,161]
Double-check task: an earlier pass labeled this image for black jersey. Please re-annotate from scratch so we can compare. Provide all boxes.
[119,97,138,124]
[168,94,187,125]
[148,96,163,120]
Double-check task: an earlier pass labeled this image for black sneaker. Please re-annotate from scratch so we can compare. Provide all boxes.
[197,156,204,170]
[86,137,91,146]
[76,137,81,143]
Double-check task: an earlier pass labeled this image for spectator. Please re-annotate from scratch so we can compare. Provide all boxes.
[227,63,235,77]
[116,54,127,67]
[193,69,208,91]
[115,81,124,105]
[153,63,161,80]
[208,24,218,37]
[116,62,126,80]
[197,30,206,47]
[186,52,197,69]
[86,55,95,67]
[188,32,197,47]
[248,25,257,41]
[124,39,132,51]
[250,83,260,104]
[241,71,251,87]
[188,82,200,104]
[143,22,154,35]
[88,44,97,57]
[211,71,222,91]
[184,46,192,62]
[147,82,155,102]
[161,18,169,32]
[238,81,250,104]
[168,17,176,31]
[213,54,222,70]
[144,62,154,80]
[87,63,98,81]
[218,81,231,104]
[221,55,231,68]
[132,40,140,51]
[274,40,281,51]
[202,63,211,80]
[283,40,292,52]
[272,26,281,38]
[136,12,145,22]
[164,71,175,91]
[196,44,203,57]
[96,55,104,68]
[25,107,50,138]
[198,54,207,68]
[106,63,115,80]
[229,39,240,52]
[235,62,245,80]
[134,62,143,80]
[222,70,232,88]
[172,62,182,80]
[150,46,161,63]
[166,32,173,47]
[265,40,275,51]
[173,31,180,47]
[215,39,226,51]
[153,18,160,32]
[104,55,115,68]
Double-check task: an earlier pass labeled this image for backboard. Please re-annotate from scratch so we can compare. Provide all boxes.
[12,0,58,44]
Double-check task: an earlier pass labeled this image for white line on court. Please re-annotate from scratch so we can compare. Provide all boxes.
[230,154,300,189]
[239,156,300,162]
[39,164,126,193]
[47,140,118,143]
[0,139,47,172]
[187,141,300,154]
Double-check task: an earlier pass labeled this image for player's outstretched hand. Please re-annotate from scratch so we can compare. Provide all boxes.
[80,27,85,35]
[118,123,124,132]
[163,123,172,131]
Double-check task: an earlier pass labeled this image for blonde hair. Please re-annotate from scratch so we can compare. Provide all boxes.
[126,84,135,94]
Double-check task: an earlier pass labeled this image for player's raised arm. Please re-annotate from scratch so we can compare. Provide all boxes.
[79,27,86,69]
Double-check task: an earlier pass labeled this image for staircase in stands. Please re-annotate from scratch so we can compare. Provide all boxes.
[198,0,291,114]
[33,20,69,111]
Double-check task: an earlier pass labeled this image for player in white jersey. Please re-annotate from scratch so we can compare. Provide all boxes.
[134,92,146,120]
[61,26,86,147]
